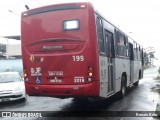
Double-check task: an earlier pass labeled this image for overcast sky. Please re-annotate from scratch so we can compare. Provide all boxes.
[0,0,160,64]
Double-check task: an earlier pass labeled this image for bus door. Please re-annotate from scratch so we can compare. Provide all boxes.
[105,30,114,94]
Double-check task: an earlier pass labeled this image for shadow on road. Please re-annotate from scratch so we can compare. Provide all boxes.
[44,85,137,117]
[63,85,136,111]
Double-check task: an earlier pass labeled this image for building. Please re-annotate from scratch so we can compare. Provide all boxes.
[0,35,21,58]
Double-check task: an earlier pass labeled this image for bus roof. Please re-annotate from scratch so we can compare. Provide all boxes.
[22,2,93,17]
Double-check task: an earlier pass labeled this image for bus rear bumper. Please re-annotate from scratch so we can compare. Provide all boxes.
[25,81,99,98]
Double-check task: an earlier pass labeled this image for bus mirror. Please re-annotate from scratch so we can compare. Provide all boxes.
[25,5,30,10]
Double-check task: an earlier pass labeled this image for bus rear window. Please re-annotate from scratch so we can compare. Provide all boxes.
[63,19,80,30]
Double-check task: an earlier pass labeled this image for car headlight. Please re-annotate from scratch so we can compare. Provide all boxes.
[63,20,80,30]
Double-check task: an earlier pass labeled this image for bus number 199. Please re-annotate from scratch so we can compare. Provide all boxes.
[72,55,84,61]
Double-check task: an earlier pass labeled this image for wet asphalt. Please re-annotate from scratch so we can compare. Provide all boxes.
[0,67,160,120]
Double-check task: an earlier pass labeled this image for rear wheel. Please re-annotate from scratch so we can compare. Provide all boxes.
[73,97,89,103]
[120,75,126,98]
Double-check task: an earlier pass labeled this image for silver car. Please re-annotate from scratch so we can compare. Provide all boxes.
[0,72,27,102]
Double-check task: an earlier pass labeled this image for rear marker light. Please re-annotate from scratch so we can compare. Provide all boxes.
[87,77,92,82]
[89,72,93,77]
[23,68,28,82]
[24,69,27,77]
[87,66,93,82]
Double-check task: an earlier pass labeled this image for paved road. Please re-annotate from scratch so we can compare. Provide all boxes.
[0,67,160,120]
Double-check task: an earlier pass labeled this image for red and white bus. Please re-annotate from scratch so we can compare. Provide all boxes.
[21,2,144,99]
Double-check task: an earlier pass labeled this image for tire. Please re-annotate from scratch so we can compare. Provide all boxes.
[120,76,126,99]
[73,97,89,103]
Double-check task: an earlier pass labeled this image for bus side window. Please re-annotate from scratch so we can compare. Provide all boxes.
[116,31,128,57]
[141,48,144,66]
[105,30,114,58]
[137,44,140,60]
[125,36,129,57]
[133,42,138,60]
[129,43,134,60]
[115,30,120,56]
[96,17,105,54]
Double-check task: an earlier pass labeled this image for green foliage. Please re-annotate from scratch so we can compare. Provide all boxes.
[157,66,160,80]
[158,67,160,74]
[157,75,160,80]
[144,64,149,70]
[155,85,160,94]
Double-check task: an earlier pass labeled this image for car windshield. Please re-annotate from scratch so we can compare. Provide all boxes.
[0,73,21,83]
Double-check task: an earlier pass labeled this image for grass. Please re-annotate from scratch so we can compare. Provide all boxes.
[144,64,149,70]
[157,75,160,80]
[156,66,160,80]
[156,85,160,94]
[158,89,160,94]
[152,66,160,94]
[151,84,160,94]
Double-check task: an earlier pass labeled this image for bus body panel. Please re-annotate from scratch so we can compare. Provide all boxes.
[21,3,100,97]
[99,56,108,98]
[96,14,116,98]
[131,60,141,83]
[21,2,144,99]
[114,58,130,93]
[25,81,99,97]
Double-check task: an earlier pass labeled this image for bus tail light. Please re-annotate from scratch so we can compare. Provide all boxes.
[23,68,28,82]
[87,66,93,82]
